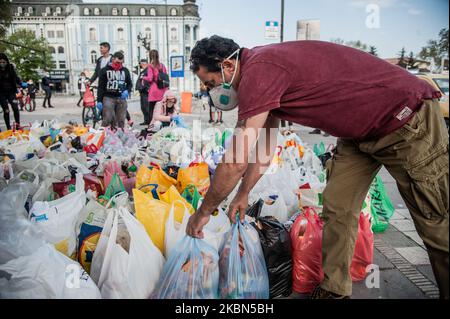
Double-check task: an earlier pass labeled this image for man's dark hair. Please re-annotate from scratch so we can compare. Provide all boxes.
[113,51,124,60]
[100,42,111,50]
[190,35,240,73]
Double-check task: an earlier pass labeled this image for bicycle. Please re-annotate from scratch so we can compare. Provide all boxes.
[82,85,101,128]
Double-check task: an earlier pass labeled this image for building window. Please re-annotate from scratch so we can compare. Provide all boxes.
[184,25,190,41]
[145,27,152,40]
[193,26,198,41]
[170,27,178,41]
[56,7,61,14]
[51,60,57,68]
[122,8,128,16]
[58,46,64,54]
[90,50,97,64]
[28,7,33,14]
[17,7,23,14]
[57,30,64,38]
[170,8,177,16]
[89,28,96,41]
[45,7,51,14]
[47,30,55,38]
[140,8,146,16]
[59,61,66,69]
[117,28,124,40]
[49,46,56,54]
[112,8,118,16]
[94,8,100,15]
[84,8,90,16]
[150,8,156,16]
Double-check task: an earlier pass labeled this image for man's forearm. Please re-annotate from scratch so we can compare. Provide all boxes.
[198,162,247,216]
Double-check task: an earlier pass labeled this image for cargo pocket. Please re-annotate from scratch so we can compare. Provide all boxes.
[407,149,449,220]
[396,110,426,142]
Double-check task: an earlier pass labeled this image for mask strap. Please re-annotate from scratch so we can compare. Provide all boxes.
[221,48,240,86]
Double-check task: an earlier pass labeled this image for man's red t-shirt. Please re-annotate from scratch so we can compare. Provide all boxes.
[237,41,440,140]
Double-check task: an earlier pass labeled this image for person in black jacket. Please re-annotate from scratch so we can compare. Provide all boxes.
[97,51,132,128]
[0,53,21,130]
[135,58,151,125]
[41,70,54,108]
[88,42,133,125]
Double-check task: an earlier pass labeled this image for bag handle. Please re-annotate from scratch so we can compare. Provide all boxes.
[104,191,128,209]
[138,183,159,199]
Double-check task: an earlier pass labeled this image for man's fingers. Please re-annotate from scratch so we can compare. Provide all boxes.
[239,208,246,223]
[228,204,238,224]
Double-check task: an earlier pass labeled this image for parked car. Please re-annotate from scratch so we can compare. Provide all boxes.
[416,73,449,128]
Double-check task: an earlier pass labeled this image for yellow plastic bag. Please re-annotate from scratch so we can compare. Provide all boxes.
[159,185,195,216]
[74,126,89,137]
[176,163,210,196]
[136,165,177,194]
[133,188,171,253]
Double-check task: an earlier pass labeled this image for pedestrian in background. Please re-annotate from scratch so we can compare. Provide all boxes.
[27,79,38,111]
[0,52,21,130]
[77,72,88,107]
[144,50,169,121]
[97,51,132,129]
[41,70,54,108]
[136,59,151,125]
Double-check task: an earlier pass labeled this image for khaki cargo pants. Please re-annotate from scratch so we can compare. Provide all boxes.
[321,99,449,298]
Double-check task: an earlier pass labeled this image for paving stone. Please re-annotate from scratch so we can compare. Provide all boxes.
[395,247,431,265]
[402,231,425,247]
[390,219,416,232]
[352,269,428,299]
[416,265,438,285]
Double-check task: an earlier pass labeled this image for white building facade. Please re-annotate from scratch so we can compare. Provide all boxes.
[8,0,201,94]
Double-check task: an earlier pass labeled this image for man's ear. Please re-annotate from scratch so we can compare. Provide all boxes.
[222,59,236,72]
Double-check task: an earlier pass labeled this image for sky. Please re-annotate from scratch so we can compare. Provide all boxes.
[85,0,449,58]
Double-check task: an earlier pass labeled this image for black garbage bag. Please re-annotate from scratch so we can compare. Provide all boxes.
[247,200,293,299]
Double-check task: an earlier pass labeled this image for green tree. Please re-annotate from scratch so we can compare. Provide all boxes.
[419,28,449,65]
[408,51,415,69]
[0,0,12,38]
[346,40,369,52]
[369,46,378,56]
[398,47,407,68]
[0,29,53,82]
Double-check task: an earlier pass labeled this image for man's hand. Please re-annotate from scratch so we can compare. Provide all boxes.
[96,102,103,112]
[227,191,249,224]
[186,209,211,239]
[120,90,129,100]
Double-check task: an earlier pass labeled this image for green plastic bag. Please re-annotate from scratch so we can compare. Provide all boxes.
[313,142,326,157]
[98,173,126,206]
[181,184,202,210]
[369,175,395,233]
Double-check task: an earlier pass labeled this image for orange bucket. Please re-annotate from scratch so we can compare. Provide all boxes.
[180,91,192,114]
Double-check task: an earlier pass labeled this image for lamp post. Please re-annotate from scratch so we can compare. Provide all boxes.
[165,0,169,67]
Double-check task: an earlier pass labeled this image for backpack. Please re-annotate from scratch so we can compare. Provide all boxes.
[155,65,170,89]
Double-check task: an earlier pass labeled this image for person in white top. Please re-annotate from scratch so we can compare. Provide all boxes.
[77,72,87,107]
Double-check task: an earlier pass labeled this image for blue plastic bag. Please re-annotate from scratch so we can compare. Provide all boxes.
[153,236,219,299]
[219,221,270,299]
[173,116,189,129]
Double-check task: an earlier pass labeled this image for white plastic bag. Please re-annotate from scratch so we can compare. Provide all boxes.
[91,207,165,299]
[250,190,289,223]
[203,208,231,252]
[29,173,86,257]
[0,244,101,299]
[164,200,191,258]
